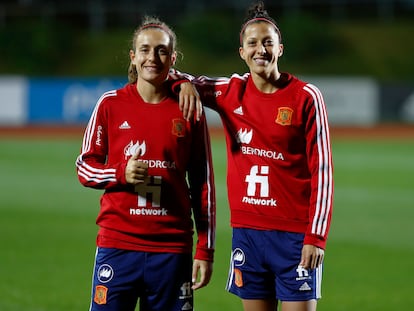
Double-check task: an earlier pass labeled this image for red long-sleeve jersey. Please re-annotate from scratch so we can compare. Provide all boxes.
[76,83,216,261]
[172,71,333,249]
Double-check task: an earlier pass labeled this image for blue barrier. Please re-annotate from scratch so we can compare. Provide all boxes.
[28,77,126,124]
[1,76,414,126]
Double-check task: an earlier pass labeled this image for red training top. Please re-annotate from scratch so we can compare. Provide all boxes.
[173,70,333,249]
[76,83,216,261]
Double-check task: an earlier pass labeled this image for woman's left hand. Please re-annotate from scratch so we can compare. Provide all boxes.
[191,259,213,290]
[300,244,324,270]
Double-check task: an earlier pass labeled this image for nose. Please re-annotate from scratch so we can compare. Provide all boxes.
[257,44,266,55]
[146,48,160,62]
[148,49,156,60]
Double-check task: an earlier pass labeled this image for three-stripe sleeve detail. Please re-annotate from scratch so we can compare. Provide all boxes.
[304,84,333,238]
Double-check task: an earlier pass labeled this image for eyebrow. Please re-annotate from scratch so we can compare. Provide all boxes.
[246,35,274,41]
[138,43,170,49]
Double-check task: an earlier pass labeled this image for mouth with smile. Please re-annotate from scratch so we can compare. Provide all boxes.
[253,57,269,66]
[143,64,162,73]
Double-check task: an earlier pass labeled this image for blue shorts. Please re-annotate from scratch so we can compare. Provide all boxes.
[89,247,193,311]
[226,228,322,302]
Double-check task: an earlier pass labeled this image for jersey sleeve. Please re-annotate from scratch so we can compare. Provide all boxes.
[303,84,334,249]
[169,69,229,111]
[187,114,216,261]
[75,93,128,189]
[168,68,193,93]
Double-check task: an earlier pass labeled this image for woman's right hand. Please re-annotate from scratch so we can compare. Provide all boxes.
[125,152,148,184]
[179,82,202,121]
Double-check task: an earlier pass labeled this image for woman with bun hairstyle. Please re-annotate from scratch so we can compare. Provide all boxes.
[176,2,333,310]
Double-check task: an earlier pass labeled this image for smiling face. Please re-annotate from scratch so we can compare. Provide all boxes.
[130,28,176,86]
[239,22,283,79]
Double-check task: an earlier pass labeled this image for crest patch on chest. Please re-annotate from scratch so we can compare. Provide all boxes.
[172,119,186,137]
[275,107,293,126]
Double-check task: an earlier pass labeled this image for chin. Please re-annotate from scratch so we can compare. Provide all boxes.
[251,67,267,75]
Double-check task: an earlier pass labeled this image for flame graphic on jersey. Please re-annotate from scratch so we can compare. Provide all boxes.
[236,128,253,144]
[124,140,146,158]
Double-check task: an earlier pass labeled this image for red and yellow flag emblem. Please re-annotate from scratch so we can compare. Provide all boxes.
[275,107,293,126]
[94,285,108,305]
[234,268,243,287]
[172,119,186,137]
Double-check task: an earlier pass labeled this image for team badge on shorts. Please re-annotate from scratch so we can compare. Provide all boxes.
[234,268,243,287]
[172,119,186,137]
[94,285,108,305]
[275,107,293,126]
[232,248,245,287]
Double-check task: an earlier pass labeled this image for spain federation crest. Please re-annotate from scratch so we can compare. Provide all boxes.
[234,268,243,287]
[94,285,108,305]
[172,119,186,137]
[275,107,293,126]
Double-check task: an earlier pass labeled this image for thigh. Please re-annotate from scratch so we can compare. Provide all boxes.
[140,252,193,311]
[89,247,143,311]
[242,298,277,311]
[226,228,275,300]
[280,299,317,311]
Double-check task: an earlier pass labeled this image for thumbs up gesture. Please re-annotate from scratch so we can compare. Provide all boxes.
[125,151,148,185]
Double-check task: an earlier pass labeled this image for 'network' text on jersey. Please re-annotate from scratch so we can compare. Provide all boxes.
[236,129,281,208]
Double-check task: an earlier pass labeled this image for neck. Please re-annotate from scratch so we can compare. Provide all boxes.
[137,79,168,103]
[251,70,281,94]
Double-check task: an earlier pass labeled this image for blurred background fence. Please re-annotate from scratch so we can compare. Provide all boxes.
[1,0,414,127]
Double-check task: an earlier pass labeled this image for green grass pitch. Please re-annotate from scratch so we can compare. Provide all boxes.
[0,133,413,310]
